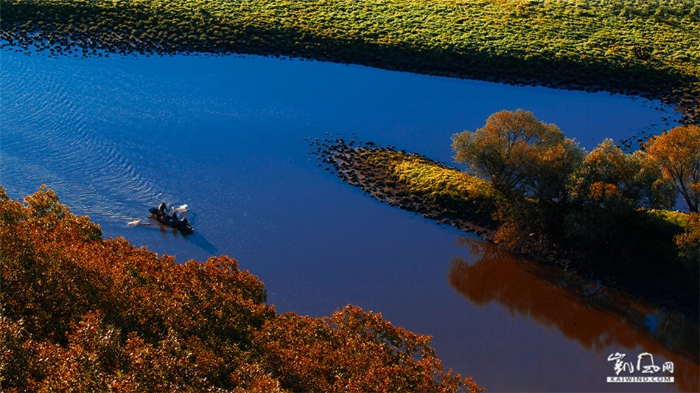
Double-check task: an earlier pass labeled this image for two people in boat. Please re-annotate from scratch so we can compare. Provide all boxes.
[158,201,190,226]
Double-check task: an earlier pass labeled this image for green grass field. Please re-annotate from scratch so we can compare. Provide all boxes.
[2,0,699,116]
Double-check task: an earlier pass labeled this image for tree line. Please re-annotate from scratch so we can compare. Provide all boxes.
[452,110,699,270]
[0,186,482,393]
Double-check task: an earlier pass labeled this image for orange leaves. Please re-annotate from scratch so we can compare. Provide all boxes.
[0,187,483,392]
[645,125,700,212]
[589,180,620,201]
[0,316,40,391]
[254,305,480,393]
[0,187,275,390]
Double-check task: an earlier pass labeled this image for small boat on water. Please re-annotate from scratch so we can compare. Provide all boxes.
[149,207,194,233]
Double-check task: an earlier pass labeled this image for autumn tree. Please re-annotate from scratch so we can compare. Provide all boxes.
[675,212,699,266]
[562,139,681,263]
[644,125,700,213]
[452,110,583,253]
[452,110,687,263]
[451,109,583,201]
[566,139,677,212]
[564,139,675,241]
[254,306,481,393]
[0,186,482,393]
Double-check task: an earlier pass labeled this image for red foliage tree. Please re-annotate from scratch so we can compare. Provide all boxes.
[0,186,481,392]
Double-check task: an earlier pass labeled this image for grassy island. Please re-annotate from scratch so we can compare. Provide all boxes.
[0,186,482,392]
[1,0,699,123]
[316,113,700,319]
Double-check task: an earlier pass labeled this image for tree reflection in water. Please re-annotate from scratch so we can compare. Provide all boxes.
[448,236,699,392]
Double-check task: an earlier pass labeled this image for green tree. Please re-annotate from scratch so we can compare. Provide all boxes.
[451,109,583,201]
[645,125,700,213]
[563,140,678,258]
[567,139,677,211]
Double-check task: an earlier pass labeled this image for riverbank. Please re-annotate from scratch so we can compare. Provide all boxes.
[313,140,699,320]
[1,0,699,124]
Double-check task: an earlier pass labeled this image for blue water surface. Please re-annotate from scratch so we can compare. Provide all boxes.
[2,48,695,392]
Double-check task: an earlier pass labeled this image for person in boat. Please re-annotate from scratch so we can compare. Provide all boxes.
[171,210,179,222]
[158,202,168,215]
[181,217,190,228]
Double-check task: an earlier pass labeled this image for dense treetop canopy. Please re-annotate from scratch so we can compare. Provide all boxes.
[450,111,697,300]
[0,186,482,393]
[645,125,700,213]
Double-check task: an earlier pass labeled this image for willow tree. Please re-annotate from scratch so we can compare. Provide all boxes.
[563,139,678,245]
[451,110,584,252]
[645,125,700,213]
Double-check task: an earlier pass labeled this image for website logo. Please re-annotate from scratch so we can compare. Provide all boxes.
[606,352,674,383]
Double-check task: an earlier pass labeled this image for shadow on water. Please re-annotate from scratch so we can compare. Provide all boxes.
[449,237,699,392]
[150,213,218,255]
[182,213,218,255]
[181,232,218,256]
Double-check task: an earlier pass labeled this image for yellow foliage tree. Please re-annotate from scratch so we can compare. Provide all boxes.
[452,109,583,201]
[568,139,677,210]
[645,125,700,213]
[675,212,699,264]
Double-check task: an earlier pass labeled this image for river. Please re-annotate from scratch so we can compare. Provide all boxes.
[1,48,697,392]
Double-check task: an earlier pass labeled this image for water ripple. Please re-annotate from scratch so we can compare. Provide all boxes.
[1,51,173,223]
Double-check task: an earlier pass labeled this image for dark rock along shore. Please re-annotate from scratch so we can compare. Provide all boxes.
[309,137,497,241]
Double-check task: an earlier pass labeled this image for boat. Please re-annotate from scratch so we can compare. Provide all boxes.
[148,207,194,233]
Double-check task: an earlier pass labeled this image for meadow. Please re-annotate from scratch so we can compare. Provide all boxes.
[2,0,699,121]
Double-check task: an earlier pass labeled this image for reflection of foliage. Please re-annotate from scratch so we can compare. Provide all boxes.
[645,125,700,213]
[448,236,699,391]
[0,186,482,393]
[448,111,697,316]
[1,0,699,113]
